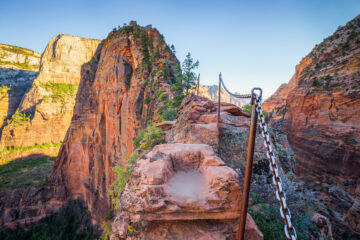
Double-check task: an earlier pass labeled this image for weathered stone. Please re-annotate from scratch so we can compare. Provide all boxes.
[263,14,360,238]
[0,35,101,149]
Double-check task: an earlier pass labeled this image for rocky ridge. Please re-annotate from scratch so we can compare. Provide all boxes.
[0,43,40,71]
[263,14,360,239]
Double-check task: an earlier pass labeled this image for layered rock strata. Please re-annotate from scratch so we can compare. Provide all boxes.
[263,14,360,238]
[0,44,40,131]
[0,35,101,148]
[1,23,179,228]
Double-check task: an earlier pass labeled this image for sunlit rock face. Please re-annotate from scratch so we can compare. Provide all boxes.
[48,24,180,223]
[0,43,40,71]
[263,14,360,239]
[0,23,179,228]
[0,35,101,149]
[0,44,40,132]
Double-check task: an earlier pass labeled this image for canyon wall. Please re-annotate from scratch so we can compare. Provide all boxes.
[0,44,40,132]
[0,35,100,149]
[264,14,360,238]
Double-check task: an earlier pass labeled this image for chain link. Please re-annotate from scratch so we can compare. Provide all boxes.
[254,94,297,240]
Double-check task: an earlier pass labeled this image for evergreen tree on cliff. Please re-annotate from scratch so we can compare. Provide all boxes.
[182,52,199,93]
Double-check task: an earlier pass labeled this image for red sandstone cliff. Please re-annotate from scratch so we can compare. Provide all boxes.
[264,14,360,238]
[47,23,179,223]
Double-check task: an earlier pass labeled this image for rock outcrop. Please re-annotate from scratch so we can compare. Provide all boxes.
[0,35,101,149]
[47,23,180,223]
[264,14,360,239]
[111,95,263,239]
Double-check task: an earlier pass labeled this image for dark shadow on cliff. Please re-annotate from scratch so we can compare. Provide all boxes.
[0,154,55,191]
[0,68,37,138]
[0,199,99,240]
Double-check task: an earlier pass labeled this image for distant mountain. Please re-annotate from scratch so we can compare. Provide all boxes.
[0,43,40,71]
[0,44,40,133]
[197,84,249,107]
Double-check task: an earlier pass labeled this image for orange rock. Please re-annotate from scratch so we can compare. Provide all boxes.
[113,143,263,239]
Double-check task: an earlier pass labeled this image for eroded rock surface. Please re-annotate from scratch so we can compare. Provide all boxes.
[0,44,40,132]
[112,143,262,239]
[110,94,263,239]
[0,35,101,149]
[263,14,360,239]
[0,23,179,228]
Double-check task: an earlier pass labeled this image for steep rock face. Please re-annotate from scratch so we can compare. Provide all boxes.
[0,69,38,130]
[47,24,179,223]
[262,56,312,114]
[264,15,360,238]
[0,44,40,132]
[0,24,179,228]
[0,35,101,148]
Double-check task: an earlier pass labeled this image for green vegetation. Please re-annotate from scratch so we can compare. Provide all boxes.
[181,53,199,94]
[6,111,31,128]
[0,200,98,240]
[0,85,9,100]
[133,123,165,149]
[156,53,199,121]
[1,142,62,156]
[109,152,140,210]
[311,75,334,90]
[100,209,115,239]
[41,83,78,105]
[242,104,269,119]
[110,124,165,210]
[274,104,288,119]
[0,60,39,71]
[0,156,56,191]
[250,204,314,240]
[311,77,321,87]
[242,104,252,115]
[0,44,39,58]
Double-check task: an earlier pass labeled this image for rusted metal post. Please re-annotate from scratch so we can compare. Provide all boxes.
[197,73,200,96]
[217,73,221,123]
[238,98,258,240]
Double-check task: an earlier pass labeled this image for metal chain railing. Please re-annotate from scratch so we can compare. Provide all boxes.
[217,73,297,240]
[219,73,252,99]
[254,94,297,240]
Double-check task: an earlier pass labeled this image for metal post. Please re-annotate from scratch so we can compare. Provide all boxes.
[217,73,221,123]
[238,98,258,240]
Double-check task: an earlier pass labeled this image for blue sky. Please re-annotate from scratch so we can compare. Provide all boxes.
[0,0,359,98]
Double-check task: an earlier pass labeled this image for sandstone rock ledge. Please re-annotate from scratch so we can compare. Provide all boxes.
[111,129,263,239]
